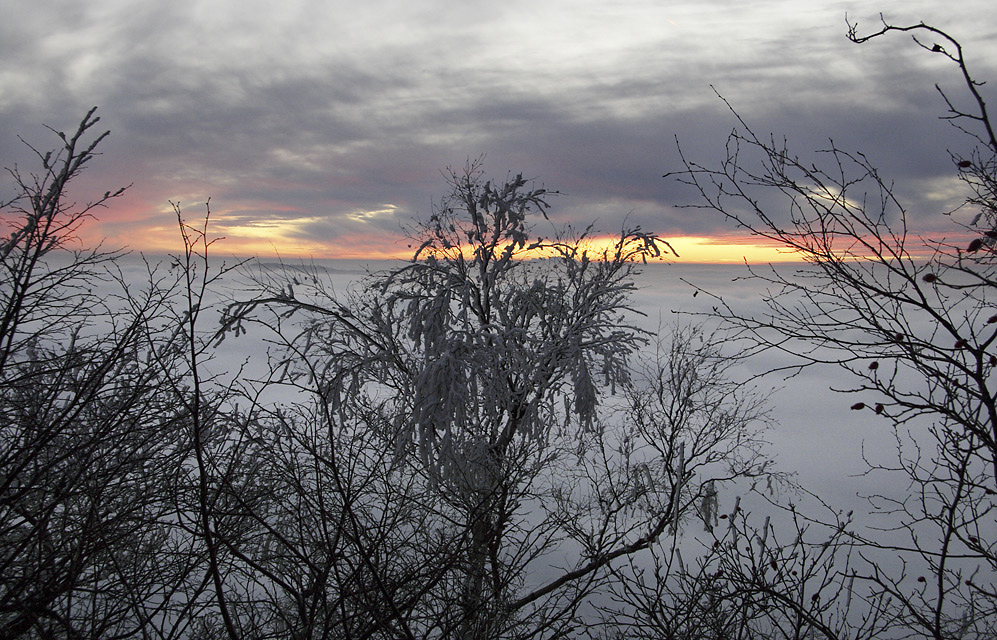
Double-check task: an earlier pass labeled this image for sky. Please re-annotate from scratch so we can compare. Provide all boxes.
[2,0,996,261]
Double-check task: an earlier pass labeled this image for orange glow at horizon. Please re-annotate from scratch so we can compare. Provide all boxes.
[662,236,805,264]
[203,232,807,264]
[86,196,958,265]
[92,214,809,264]
[126,223,416,260]
[93,199,945,265]
[113,226,961,265]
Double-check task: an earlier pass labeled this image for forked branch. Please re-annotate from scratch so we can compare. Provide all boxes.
[846,14,996,154]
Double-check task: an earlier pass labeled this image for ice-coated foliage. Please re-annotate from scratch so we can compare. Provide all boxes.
[230,160,670,487]
[218,161,772,639]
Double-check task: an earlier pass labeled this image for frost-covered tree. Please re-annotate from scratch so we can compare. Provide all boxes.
[220,161,770,638]
[222,161,662,637]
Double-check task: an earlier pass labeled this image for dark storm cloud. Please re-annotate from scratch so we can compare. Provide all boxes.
[1,0,995,255]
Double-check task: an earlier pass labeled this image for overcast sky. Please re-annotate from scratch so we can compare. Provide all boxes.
[2,0,995,259]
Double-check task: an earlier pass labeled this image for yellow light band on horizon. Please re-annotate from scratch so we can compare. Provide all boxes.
[112,227,810,263]
[667,236,804,264]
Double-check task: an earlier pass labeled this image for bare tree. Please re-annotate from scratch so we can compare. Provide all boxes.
[664,16,997,639]
[0,110,217,639]
[589,324,775,640]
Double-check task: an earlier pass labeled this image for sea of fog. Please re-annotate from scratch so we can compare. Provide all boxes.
[113,255,887,516]
[63,251,979,626]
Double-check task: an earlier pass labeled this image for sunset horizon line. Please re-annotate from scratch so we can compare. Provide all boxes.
[114,232,970,265]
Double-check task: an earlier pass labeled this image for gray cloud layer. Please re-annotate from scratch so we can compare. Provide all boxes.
[2,0,995,255]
